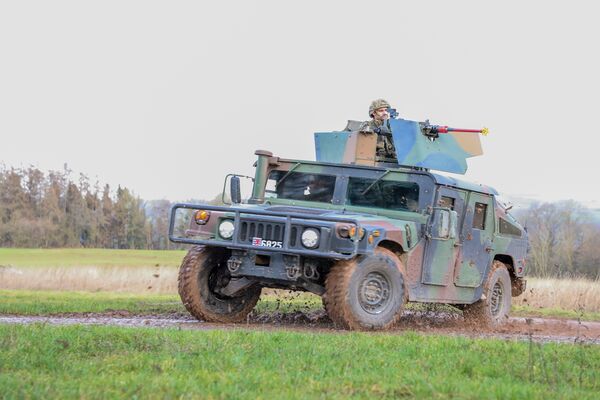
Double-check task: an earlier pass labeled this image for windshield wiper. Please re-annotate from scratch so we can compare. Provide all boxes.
[361,169,392,196]
[276,162,302,187]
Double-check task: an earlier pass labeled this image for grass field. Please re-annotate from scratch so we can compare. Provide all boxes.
[513,277,600,313]
[0,290,323,317]
[1,248,600,319]
[0,248,185,268]
[1,324,599,399]
[0,248,184,293]
[2,249,599,399]
[0,290,184,315]
[0,264,179,293]
[2,289,600,322]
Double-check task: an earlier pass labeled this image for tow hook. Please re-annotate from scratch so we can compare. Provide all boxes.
[303,260,320,280]
[286,265,302,280]
[227,256,242,273]
[284,255,302,280]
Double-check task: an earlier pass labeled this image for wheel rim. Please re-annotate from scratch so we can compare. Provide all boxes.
[358,272,391,314]
[490,281,504,317]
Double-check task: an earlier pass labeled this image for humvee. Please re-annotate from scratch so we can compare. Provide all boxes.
[169,118,528,330]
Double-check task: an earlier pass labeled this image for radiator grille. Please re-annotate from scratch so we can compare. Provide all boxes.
[239,220,285,243]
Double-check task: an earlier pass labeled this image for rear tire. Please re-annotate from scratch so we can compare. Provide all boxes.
[178,246,261,323]
[463,260,511,327]
[323,248,407,330]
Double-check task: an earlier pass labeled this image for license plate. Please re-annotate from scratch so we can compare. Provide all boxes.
[251,237,283,248]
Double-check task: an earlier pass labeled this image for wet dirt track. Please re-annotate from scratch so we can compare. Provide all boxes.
[1,310,599,345]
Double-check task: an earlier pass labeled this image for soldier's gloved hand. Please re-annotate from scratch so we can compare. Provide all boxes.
[359,125,374,134]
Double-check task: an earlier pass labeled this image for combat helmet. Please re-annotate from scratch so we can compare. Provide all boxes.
[369,99,391,117]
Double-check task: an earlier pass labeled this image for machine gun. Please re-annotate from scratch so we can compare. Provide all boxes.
[387,109,488,139]
[419,119,489,139]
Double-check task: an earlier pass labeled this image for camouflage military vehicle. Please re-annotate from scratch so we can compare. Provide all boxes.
[169,117,528,330]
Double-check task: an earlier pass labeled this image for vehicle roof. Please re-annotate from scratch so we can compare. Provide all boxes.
[430,172,498,196]
[277,157,498,196]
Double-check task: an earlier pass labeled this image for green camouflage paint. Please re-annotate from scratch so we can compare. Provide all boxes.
[315,118,484,174]
[172,147,527,306]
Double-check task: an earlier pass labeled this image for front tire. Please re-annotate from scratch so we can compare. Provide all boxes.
[323,248,407,330]
[178,246,261,323]
[463,260,511,327]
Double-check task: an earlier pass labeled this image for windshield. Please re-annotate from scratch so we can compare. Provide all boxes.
[347,177,419,212]
[266,171,336,203]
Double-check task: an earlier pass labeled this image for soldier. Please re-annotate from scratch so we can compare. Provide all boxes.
[359,99,397,160]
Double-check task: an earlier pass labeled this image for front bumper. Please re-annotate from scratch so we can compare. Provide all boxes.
[169,203,365,260]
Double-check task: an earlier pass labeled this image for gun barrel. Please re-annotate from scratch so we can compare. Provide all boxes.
[436,126,489,136]
[448,128,481,133]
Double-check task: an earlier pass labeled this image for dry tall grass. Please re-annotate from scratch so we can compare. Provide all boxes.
[2,266,599,313]
[0,265,178,294]
[513,277,600,313]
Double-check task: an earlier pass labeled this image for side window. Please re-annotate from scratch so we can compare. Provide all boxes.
[473,202,487,230]
[499,218,522,237]
[439,196,455,210]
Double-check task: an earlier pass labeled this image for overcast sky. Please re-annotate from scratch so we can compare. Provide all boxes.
[1,1,598,206]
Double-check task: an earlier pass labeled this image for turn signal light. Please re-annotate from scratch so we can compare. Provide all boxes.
[348,227,365,240]
[338,225,366,240]
[194,210,210,225]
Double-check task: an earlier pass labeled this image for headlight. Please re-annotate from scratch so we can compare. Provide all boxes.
[301,228,320,249]
[218,220,235,239]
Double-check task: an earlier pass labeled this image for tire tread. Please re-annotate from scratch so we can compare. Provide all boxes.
[178,246,260,323]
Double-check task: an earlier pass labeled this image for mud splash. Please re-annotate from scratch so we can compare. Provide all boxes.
[2,310,599,345]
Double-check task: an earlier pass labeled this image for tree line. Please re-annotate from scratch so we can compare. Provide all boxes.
[1,165,598,277]
[0,165,214,250]
[515,201,600,279]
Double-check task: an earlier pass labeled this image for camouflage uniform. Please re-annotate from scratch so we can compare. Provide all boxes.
[359,103,397,160]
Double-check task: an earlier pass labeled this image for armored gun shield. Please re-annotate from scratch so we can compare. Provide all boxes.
[390,119,482,174]
[314,130,377,166]
[314,119,483,174]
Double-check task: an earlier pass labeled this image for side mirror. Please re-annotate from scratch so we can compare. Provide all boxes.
[230,176,241,204]
[431,208,457,240]
[222,174,254,205]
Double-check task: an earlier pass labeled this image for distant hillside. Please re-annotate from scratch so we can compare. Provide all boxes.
[503,195,600,227]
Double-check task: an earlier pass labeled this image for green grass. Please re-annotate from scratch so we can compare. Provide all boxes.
[3,290,600,323]
[0,324,598,399]
[512,305,600,322]
[0,248,186,268]
[0,290,184,315]
[0,290,323,316]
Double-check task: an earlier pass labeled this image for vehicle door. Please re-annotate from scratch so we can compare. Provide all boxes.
[421,187,465,286]
[454,192,494,288]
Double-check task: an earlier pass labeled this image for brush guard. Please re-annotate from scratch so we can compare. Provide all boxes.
[168,203,364,260]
